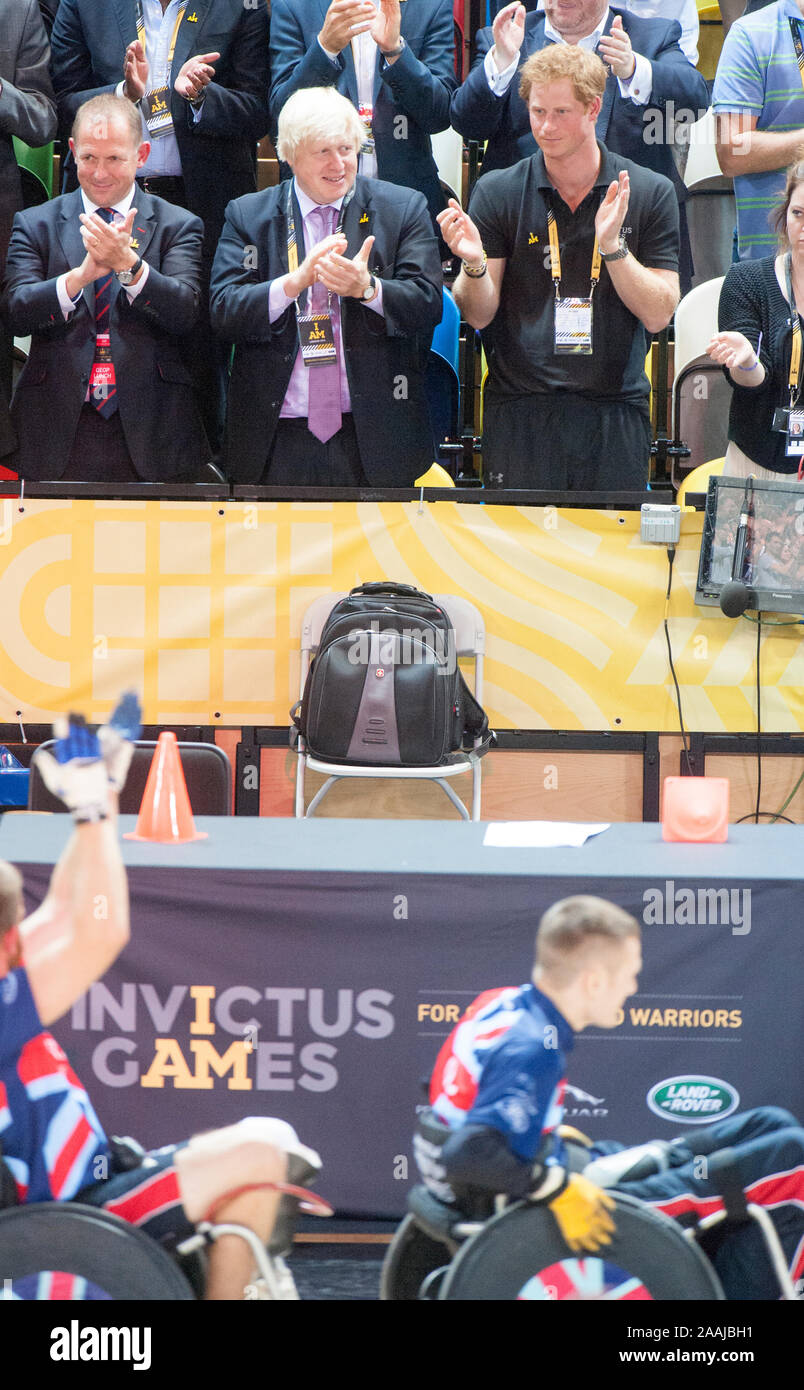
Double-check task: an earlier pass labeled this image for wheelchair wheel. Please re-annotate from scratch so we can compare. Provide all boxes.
[380,1213,454,1301]
[439,1192,725,1301]
[0,1203,196,1300]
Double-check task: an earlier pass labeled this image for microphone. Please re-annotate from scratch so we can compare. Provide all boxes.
[719,475,754,617]
[719,579,751,618]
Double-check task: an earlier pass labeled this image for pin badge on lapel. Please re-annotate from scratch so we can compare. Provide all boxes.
[187,11,198,20]
[360,212,369,224]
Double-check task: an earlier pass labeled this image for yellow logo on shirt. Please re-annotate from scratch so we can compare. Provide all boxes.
[528,233,539,244]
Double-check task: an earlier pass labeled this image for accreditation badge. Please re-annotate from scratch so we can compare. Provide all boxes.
[357,102,375,154]
[89,334,116,399]
[554,297,593,355]
[297,313,338,366]
[144,86,174,139]
[786,409,804,456]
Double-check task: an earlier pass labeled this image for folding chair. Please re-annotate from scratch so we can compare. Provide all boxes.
[294,593,486,821]
[28,740,232,815]
[669,277,731,487]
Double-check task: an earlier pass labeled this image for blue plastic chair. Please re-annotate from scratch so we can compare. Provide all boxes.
[426,288,462,468]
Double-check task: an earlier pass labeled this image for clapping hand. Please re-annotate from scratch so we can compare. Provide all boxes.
[436,198,484,266]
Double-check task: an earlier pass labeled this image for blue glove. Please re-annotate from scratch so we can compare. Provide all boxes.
[33,714,110,821]
[98,691,142,792]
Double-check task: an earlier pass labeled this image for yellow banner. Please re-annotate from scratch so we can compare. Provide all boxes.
[0,498,801,731]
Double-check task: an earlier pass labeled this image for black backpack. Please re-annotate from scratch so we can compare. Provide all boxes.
[292,583,493,767]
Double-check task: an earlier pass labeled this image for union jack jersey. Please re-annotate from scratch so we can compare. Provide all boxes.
[429,983,575,1163]
[0,967,110,1203]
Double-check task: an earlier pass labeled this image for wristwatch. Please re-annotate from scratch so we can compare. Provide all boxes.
[116,256,143,285]
[361,274,378,302]
[380,37,406,57]
[600,243,629,263]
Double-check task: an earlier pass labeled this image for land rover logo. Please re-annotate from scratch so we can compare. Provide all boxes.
[647,1075,739,1124]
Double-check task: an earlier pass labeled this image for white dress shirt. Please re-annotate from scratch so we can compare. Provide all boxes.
[115,0,205,177]
[319,28,380,179]
[537,0,699,64]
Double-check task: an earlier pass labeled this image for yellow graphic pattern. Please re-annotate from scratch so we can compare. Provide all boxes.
[0,498,801,730]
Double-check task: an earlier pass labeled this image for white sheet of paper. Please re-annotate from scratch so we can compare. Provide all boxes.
[483,822,611,849]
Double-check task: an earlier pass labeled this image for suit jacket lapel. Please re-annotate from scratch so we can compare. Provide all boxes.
[114,0,137,47]
[57,190,94,317]
[595,11,618,141]
[127,188,158,287]
[343,179,371,260]
[171,0,210,81]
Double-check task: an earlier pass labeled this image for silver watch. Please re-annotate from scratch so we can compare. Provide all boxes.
[117,256,143,285]
[361,274,378,301]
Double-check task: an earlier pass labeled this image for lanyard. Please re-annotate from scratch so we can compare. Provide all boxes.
[785,251,802,405]
[790,16,804,89]
[286,181,355,314]
[546,206,601,299]
[135,0,188,67]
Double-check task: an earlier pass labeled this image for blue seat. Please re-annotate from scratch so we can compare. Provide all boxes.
[426,287,461,469]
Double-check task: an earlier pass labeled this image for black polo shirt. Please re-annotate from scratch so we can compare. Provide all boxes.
[469,143,679,404]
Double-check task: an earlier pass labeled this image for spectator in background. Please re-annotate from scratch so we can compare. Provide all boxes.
[708,155,804,477]
[269,0,457,243]
[49,0,271,457]
[209,87,442,488]
[439,46,679,490]
[713,0,804,260]
[490,0,701,64]
[0,0,57,451]
[3,96,210,482]
[451,1,707,291]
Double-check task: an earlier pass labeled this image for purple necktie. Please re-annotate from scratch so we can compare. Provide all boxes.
[306,204,342,444]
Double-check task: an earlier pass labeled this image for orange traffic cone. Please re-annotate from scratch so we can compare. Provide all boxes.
[124,732,207,843]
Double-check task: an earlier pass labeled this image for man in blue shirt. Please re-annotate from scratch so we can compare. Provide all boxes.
[714,0,804,258]
[419,894,804,1299]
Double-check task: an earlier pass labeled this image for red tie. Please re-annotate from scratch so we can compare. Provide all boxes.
[91,207,117,417]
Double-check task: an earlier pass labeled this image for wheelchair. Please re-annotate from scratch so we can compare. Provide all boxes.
[381,1116,800,1302]
[0,1143,332,1302]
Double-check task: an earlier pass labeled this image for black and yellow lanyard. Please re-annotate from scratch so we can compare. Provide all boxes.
[286,180,355,315]
[546,206,602,302]
[134,0,188,70]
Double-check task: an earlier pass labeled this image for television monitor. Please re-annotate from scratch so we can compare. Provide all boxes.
[695,474,804,616]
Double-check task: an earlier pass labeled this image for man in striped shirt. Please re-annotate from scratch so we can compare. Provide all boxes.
[714,0,804,258]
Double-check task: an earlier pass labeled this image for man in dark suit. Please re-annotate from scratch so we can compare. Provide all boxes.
[269,0,456,236]
[210,86,442,487]
[3,94,209,481]
[451,0,707,286]
[49,0,272,453]
[0,0,58,456]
